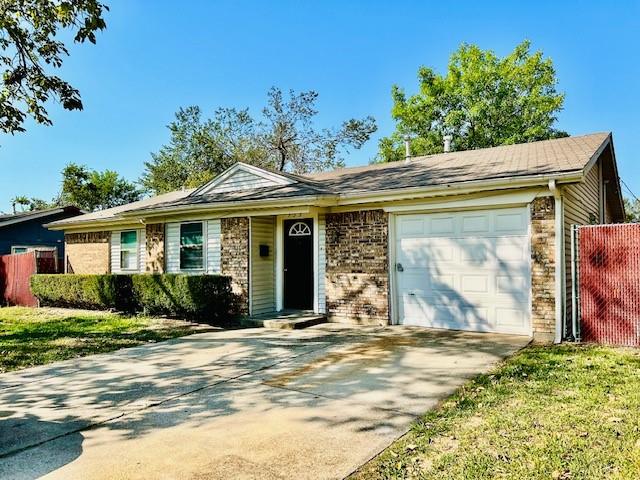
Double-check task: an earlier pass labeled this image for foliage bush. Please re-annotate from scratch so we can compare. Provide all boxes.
[30,274,238,325]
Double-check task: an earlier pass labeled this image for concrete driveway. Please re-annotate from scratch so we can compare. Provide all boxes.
[0,325,529,480]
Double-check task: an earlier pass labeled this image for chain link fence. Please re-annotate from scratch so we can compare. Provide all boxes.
[575,223,640,346]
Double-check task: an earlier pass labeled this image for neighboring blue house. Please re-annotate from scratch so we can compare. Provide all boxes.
[0,206,83,261]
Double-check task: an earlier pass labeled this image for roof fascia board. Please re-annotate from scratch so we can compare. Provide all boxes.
[0,208,65,228]
[50,171,585,230]
[581,133,612,179]
[382,188,541,214]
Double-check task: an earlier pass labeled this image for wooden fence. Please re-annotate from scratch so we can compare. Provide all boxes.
[0,251,59,307]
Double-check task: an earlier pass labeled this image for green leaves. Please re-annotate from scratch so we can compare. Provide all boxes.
[142,87,378,194]
[59,162,142,211]
[0,0,108,135]
[378,41,567,162]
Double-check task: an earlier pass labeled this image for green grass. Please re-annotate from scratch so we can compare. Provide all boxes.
[351,344,640,480]
[0,306,216,373]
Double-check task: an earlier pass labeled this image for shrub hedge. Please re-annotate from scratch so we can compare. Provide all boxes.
[30,274,239,324]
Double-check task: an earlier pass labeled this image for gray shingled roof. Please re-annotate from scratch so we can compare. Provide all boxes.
[50,132,611,226]
[306,132,610,193]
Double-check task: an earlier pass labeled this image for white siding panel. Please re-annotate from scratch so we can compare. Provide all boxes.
[207,219,221,273]
[110,231,121,274]
[250,217,276,315]
[165,223,180,273]
[208,170,278,194]
[317,214,326,314]
[138,228,146,273]
[563,160,602,324]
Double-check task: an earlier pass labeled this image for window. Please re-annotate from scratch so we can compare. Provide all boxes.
[288,221,312,236]
[120,231,138,270]
[11,246,57,255]
[180,222,204,269]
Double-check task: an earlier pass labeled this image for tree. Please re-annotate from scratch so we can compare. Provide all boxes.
[624,197,640,223]
[260,87,377,173]
[1,0,108,135]
[141,87,377,194]
[11,195,55,212]
[141,106,266,194]
[378,40,567,162]
[60,163,142,211]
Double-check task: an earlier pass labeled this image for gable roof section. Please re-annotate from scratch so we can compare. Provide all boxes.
[0,206,82,229]
[50,132,621,227]
[47,189,195,228]
[191,163,295,196]
[306,132,611,193]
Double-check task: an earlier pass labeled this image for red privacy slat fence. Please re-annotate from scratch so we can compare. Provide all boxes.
[0,251,60,307]
[578,224,640,346]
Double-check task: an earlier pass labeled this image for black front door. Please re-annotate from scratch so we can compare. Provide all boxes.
[283,219,313,310]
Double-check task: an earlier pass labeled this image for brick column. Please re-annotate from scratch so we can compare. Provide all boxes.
[325,210,389,325]
[221,217,249,315]
[530,197,556,343]
[145,223,165,273]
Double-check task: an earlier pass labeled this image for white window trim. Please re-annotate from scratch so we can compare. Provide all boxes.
[179,221,206,271]
[11,245,57,255]
[119,230,139,272]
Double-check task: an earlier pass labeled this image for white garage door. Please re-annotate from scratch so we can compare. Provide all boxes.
[395,207,531,335]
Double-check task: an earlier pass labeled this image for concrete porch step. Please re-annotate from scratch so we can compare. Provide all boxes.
[242,311,328,330]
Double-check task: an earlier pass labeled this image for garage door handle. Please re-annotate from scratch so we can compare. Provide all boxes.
[396,263,404,272]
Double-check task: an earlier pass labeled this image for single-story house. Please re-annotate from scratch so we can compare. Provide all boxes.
[47,132,625,342]
[0,206,83,263]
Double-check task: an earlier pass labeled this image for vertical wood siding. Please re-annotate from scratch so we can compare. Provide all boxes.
[564,160,602,326]
[250,217,276,315]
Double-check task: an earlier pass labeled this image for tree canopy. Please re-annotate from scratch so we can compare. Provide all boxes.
[624,197,640,223]
[1,0,108,135]
[59,163,142,211]
[141,87,377,194]
[378,40,567,162]
[12,163,141,212]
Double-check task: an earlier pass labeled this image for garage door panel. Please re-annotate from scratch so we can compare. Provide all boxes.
[461,214,490,234]
[460,274,489,294]
[399,218,426,236]
[398,239,455,266]
[495,211,527,233]
[430,216,455,235]
[396,208,531,336]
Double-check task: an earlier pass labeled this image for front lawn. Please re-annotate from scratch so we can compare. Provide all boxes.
[352,344,640,479]
[0,306,216,373]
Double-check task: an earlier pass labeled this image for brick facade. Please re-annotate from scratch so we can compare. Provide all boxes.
[145,223,165,273]
[325,210,389,325]
[221,217,249,314]
[530,197,557,343]
[65,232,110,274]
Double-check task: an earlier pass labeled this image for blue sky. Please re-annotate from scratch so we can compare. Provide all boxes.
[1,0,639,213]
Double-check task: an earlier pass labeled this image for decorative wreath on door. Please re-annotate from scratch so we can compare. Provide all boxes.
[288,221,311,236]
